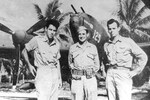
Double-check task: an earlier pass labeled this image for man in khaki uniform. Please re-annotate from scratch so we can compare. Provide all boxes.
[104,19,148,100]
[22,19,62,100]
[68,26,100,100]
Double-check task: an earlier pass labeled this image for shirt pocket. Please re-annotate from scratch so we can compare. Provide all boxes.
[87,53,95,60]
[72,51,80,59]
[116,43,129,53]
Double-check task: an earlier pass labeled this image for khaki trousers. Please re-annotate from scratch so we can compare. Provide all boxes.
[106,68,132,100]
[35,66,59,100]
[71,76,97,100]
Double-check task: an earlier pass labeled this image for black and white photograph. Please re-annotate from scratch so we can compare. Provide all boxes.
[0,0,149,100]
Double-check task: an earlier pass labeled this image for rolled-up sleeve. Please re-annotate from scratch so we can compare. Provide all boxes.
[129,39,148,75]
[25,37,38,52]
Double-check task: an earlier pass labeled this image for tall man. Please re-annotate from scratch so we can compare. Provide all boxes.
[104,19,148,100]
[22,19,62,100]
[68,26,100,100]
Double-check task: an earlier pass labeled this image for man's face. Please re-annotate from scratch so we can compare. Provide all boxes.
[108,22,120,39]
[78,30,88,43]
[46,24,57,38]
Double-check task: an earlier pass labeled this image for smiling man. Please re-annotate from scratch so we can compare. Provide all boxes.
[68,26,100,100]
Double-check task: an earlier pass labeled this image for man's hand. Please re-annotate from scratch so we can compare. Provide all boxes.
[86,68,94,79]
[58,76,62,89]
[28,64,36,77]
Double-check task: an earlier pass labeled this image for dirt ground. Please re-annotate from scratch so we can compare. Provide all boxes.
[0,81,149,100]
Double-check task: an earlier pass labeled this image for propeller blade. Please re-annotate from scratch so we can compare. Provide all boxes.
[0,23,13,35]
[26,18,47,34]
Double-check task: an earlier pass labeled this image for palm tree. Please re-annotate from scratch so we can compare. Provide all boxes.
[33,0,74,48]
[116,0,150,43]
[33,0,73,25]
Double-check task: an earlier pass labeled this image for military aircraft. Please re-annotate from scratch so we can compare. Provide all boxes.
[0,3,149,90]
[0,4,109,89]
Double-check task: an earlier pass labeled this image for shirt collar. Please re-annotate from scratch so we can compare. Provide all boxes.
[42,36,56,46]
[109,35,122,44]
[76,41,91,48]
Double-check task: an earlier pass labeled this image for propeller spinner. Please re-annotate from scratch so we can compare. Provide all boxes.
[0,18,47,46]
[0,18,47,87]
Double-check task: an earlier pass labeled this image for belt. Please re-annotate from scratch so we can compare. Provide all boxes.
[71,69,86,75]
[109,65,131,71]
[71,69,95,80]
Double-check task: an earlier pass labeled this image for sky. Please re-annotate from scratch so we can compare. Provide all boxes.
[0,0,118,47]
[0,0,118,30]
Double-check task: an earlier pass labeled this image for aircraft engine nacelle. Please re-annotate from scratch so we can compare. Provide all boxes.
[12,30,34,46]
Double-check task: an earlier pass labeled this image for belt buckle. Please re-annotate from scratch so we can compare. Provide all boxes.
[72,69,84,75]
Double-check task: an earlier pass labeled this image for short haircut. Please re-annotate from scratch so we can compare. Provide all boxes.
[107,19,120,28]
[45,19,60,29]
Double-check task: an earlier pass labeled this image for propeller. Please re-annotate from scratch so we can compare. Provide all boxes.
[0,19,47,87]
[0,18,47,45]
[0,8,63,88]
[0,23,14,35]
[26,18,47,34]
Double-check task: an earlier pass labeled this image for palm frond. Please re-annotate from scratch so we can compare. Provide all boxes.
[45,1,53,18]
[50,9,61,19]
[137,27,150,35]
[135,29,150,42]
[58,12,74,23]
[119,25,130,37]
[130,30,150,42]
[130,6,148,29]
[124,0,130,23]
[132,6,148,24]
[137,15,150,26]
[33,4,44,20]
[129,0,141,21]
[117,0,128,23]
[52,0,62,13]
[45,0,62,20]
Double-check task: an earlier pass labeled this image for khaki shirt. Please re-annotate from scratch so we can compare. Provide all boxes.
[25,35,60,68]
[104,36,148,74]
[68,41,100,72]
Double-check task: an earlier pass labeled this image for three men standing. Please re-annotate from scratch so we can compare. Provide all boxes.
[22,18,148,100]
[104,19,148,100]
